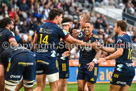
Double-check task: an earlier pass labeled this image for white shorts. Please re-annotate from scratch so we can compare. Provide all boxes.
[47,72,59,82]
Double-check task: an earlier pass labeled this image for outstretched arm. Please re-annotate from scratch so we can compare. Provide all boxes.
[65,35,97,49]
[100,47,116,53]
[97,48,123,63]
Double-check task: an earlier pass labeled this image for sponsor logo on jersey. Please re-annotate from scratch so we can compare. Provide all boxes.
[116,81,126,85]
[36,70,44,73]
[10,75,21,78]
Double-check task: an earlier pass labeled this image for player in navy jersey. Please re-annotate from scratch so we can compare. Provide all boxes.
[94,20,135,91]
[0,18,18,91]
[78,13,98,41]
[32,8,98,91]
[57,17,72,91]
[0,47,36,91]
[71,21,101,91]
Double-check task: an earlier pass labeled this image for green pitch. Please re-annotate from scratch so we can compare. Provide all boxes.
[20,83,136,91]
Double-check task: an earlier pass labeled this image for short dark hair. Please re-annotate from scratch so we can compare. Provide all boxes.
[116,20,127,31]
[62,17,72,24]
[48,8,64,20]
[0,18,13,28]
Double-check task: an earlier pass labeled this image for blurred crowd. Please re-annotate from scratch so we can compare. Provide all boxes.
[0,0,136,59]
[123,0,136,16]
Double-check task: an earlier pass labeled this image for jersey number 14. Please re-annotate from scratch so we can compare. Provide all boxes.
[40,34,48,45]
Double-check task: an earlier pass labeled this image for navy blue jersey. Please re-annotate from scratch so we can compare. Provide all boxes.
[36,21,69,57]
[0,47,33,69]
[0,28,15,53]
[57,40,69,57]
[78,29,98,39]
[78,33,100,64]
[115,33,135,76]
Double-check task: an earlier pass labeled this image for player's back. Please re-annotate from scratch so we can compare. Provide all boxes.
[36,21,69,57]
[115,33,135,76]
[0,47,33,68]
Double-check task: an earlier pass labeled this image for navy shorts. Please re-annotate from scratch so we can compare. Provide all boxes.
[77,63,98,83]
[5,53,36,81]
[58,58,69,79]
[36,54,59,75]
[110,72,134,86]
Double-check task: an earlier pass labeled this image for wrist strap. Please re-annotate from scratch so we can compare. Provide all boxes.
[92,58,98,64]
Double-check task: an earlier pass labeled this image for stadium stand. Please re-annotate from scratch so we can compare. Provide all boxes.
[0,0,136,90]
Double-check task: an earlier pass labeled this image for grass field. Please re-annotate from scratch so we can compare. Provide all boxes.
[20,83,136,91]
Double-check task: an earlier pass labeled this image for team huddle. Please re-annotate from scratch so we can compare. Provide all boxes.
[0,8,135,91]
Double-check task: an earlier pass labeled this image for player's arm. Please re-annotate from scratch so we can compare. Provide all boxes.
[100,47,116,53]
[32,32,38,51]
[0,54,5,91]
[9,38,18,46]
[65,35,97,49]
[87,49,102,71]
[0,64,4,91]
[98,37,124,63]
[97,48,123,63]
[8,31,18,46]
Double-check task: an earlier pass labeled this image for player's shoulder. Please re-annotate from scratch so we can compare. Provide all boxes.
[119,33,131,41]
[92,34,99,38]
[78,30,84,39]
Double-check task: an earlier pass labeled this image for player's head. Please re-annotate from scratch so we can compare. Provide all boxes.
[48,8,64,25]
[114,20,127,35]
[0,18,14,31]
[80,12,90,28]
[62,17,72,32]
[83,22,93,36]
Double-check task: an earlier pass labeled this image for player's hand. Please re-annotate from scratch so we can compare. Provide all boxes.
[97,58,106,63]
[87,62,95,71]
[62,51,70,58]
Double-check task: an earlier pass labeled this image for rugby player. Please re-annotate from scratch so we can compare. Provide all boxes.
[57,17,72,91]
[0,47,36,91]
[32,8,98,91]
[0,18,18,91]
[70,21,101,91]
[78,12,98,91]
[78,13,98,40]
[96,20,135,91]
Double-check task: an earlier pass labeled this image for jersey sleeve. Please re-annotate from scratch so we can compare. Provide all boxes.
[7,31,15,40]
[93,34,101,43]
[58,29,69,40]
[35,26,40,34]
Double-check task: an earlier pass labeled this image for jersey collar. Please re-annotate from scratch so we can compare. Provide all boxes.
[85,33,93,41]
[47,21,56,24]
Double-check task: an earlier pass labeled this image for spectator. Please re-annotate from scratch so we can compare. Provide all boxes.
[127,26,134,37]
[19,0,29,12]
[20,21,29,33]
[44,4,50,20]
[126,0,135,15]
[90,12,97,24]
[9,7,16,19]
[15,30,21,42]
